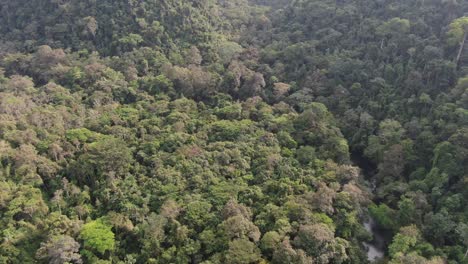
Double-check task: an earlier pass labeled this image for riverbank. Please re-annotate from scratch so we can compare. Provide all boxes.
[350,151,391,262]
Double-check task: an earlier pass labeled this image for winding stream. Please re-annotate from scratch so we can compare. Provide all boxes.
[351,152,388,262]
[363,217,386,262]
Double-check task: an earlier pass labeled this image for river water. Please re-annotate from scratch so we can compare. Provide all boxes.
[350,152,387,262]
[363,217,385,262]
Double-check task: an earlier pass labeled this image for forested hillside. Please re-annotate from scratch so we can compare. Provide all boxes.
[0,0,466,263]
[243,0,468,263]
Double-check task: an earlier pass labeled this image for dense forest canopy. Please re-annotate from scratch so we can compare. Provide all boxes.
[0,0,467,263]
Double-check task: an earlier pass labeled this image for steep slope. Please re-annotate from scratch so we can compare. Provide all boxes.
[0,0,467,263]
[0,1,372,264]
[244,0,468,262]
[0,0,218,53]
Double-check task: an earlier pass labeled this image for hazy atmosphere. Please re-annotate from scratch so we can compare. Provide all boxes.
[0,0,467,263]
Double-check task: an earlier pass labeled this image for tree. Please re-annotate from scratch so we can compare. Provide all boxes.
[388,225,420,258]
[80,219,115,257]
[377,144,405,182]
[225,239,261,264]
[296,146,316,165]
[456,223,468,260]
[139,213,167,258]
[183,200,214,231]
[432,141,463,178]
[1,0,467,262]
[221,215,261,242]
[224,61,266,99]
[376,17,410,50]
[447,17,468,66]
[260,231,281,257]
[185,46,203,65]
[378,119,405,146]
[73,137,133,186]
[36,235,82,264]
[82,16,98,38]
[293,223,334,257]
[423,210,456,246]
[309,183,336,215]
[118,34,144,52]
[272,238,313,264]
[162,64,215,98]
[377,18,410,37]
[369,203,397,230]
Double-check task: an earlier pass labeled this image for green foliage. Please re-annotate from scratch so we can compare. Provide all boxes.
[225,239,261,264]
[369,204,397,230]
[447,17,468,46]
[260,231,281,256]
[184,200,214,230]
[296,146,316,165]
[80,219,115,255]
[0,0,467,263]
[377,18,411,37]
[210,120,253,141]
[388,225,421,258]
[66,128,101,144]
[118,34,144,51]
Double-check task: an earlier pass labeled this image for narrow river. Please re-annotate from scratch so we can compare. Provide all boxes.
[350,152,388,262]
[363,217,386,262]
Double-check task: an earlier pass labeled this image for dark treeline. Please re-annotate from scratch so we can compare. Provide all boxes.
[0,0,466,263]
